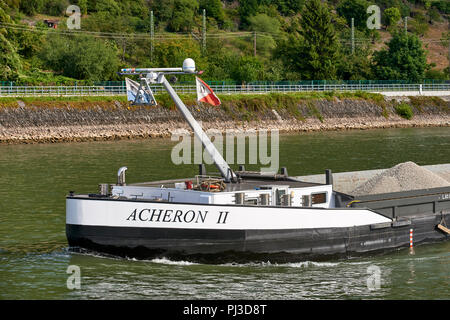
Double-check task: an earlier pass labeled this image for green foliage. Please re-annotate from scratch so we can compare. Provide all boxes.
[285,0,341,80]
[337,48,374,80]
[394,102,413,119]
[425,69,449,80]
[0,2,22,79]
[152,39,204,71]
[337,0,370,30]
[200,0,224,23]
[427,6,441,23]
[409,96,448,112]
[238,0,259,27]
[13,26,44,58]
[410,10,429,36]
[43,0,69,16]
[271,0,305,16]
[231,56,264,83]
[249,13,280,56]
[0,0,448,83]
[39,35,120,81]
[372,32,430,82]
[249,13,280,34]
[384,7,402,27]
[167,0,199,32]
[0,33,22,80]
[77,0,88,15]
[19,0,44,15]
[95,0,121,15]
[431,0,450,14]
[82,12,137,33]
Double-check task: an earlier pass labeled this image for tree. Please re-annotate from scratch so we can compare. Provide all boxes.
[337,0,370,30]
[372,32,430,82]
[249,13,280,56]
[337,48,374,80]
[153,39,203,69]
[43,0,70,16]
[249,13,280,35]
[95,0,121,16]
[150,0,174,23]
[19,0,43,15]
[231,56,264,83]
[78,0,88,15]
[199,0,224,23]
[39,35,120,81]
[0,1,22,80]
[384,7,401,28]
[277,0,340,80]
[238,0,258,27]
[273,0,305,16]
[167,0,199,32]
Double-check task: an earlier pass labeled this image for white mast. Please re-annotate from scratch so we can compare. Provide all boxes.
[121,59,236,182]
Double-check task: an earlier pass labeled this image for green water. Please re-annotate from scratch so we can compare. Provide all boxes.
[0,127,449,299]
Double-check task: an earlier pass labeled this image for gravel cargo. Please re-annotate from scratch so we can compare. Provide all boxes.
[351,161,450,196]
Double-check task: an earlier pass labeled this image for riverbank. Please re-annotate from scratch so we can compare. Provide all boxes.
[0,93,449,144]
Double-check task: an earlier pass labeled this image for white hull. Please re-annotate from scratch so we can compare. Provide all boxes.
[66,198,391,230]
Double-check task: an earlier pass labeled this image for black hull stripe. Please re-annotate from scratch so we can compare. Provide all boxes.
[66,213,450,263]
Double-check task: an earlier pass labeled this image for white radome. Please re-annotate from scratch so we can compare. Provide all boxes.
[182,58,196,73]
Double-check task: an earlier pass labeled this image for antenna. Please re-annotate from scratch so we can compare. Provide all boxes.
[119,59,236,182]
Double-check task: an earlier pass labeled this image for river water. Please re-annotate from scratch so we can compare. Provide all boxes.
[0,127,449,300]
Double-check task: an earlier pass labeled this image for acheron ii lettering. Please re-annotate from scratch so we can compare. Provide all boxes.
[126,208,206,223]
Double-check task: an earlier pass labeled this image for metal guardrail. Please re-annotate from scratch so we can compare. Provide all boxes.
[1,83,450,97]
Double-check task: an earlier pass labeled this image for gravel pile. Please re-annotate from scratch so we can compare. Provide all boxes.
[351,161,450,196]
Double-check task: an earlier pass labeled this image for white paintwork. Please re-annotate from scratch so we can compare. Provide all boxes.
[66,198,391,230]
[111,184,333,208]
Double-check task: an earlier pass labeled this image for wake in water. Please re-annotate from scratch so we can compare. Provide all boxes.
[146,257,355,269]
[149,257,198,266]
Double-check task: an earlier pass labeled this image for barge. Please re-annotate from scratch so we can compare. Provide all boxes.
[66,59,450,263]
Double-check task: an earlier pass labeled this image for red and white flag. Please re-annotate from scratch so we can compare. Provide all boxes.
[196,77,221,106]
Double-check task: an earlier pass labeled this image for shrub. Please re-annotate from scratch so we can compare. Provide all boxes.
[39,35,120,81]
[384,7,401,27]
[394,103,414,119]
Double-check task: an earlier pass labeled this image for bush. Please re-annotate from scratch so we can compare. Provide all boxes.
[337,0,370,30]
[167,0,199,32]
[432,0,450,14]
[372,32,430,82]
[39,35,120,81]
[394,103,414,119]
[425,69,449,80]
[384,7,401,27]
[19,0,44,16]
[43,0,69,16]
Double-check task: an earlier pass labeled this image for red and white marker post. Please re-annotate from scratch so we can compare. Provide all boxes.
[409,228,415,254]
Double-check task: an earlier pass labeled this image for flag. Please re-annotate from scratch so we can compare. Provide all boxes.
[196,77,221,106]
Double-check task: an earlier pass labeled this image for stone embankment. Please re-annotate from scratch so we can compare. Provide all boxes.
[0,95,448,144]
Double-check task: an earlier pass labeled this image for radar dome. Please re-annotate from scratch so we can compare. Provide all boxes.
[182,58,196,73]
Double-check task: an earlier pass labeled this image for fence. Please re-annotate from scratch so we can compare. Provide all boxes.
[1,83,450,97]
